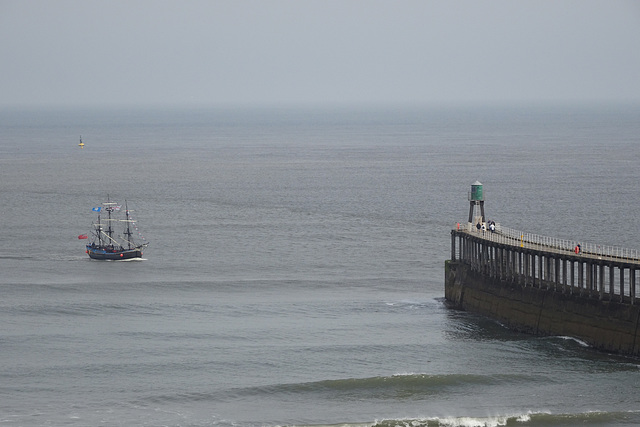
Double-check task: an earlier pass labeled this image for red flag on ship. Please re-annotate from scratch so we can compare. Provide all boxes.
[78,234,88,239]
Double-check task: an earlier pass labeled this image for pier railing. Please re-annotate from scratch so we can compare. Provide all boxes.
[456,222,640,262]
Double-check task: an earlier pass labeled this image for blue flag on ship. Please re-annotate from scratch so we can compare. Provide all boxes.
[92,207,102,212]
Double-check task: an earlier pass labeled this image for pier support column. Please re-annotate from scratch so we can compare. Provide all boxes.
[610,265,615,300]
[451,232,456,261]
[504,248,510,280]
[545,255,551,288]
[531,253,536,287]
[459,236,467,260]
[483,242,491,276]
[578,262,584,296]
[598,263,605,300]
[538,255,544,289]
[471,240,476,271]
[509,250,515,282]
[631,269,636,304]
[465,236,469,261]
[620,267,625,303]
[484,243,490,276]
[570,260,575,295]
[518,251,523,285]
[538,254,543,289]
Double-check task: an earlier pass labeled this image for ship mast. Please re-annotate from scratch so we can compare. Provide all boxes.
[96,214,103,246]
[106,196,114,247]
[124,201,133,250]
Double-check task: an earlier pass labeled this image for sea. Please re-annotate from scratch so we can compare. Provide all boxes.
[1,104,640,426]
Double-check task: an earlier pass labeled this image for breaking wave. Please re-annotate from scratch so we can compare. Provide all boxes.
[288,410,640,427]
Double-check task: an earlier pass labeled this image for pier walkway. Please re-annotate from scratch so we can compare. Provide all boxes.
[451,223,640,304]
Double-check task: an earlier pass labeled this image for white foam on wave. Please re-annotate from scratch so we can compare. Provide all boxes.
[428,415,511,427]
[372,411,549,427]
[554,336,589,347]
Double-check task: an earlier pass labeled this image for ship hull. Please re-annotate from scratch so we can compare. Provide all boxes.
[86,245,144,260]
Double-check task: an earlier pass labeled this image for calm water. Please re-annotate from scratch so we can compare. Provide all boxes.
[1,105,640,426]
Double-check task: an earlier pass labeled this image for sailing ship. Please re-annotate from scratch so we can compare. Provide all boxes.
[86,197,148,260]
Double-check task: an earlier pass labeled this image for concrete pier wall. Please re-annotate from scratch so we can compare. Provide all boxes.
[445,229,640,356]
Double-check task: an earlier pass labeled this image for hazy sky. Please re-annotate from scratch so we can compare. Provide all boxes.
[2,0,640,107]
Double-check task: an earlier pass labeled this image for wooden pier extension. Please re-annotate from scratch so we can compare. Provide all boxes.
[445,227,640,356]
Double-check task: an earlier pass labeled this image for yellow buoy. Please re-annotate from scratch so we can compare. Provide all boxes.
[79,136,84,148]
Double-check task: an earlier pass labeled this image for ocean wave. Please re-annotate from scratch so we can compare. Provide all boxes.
[547,336,589,348]
[2,301,168,317]
[296,373,507,391]
[137,373,538,408]
[288,410,640,427]
[214,373,540,402]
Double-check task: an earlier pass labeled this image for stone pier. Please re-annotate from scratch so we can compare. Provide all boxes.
[445,228,640,356]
